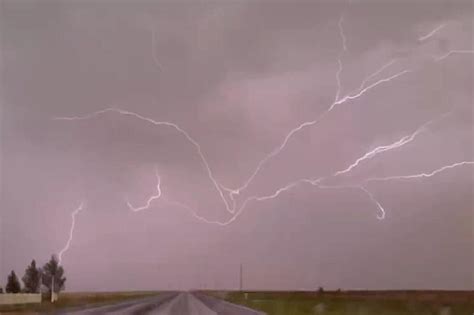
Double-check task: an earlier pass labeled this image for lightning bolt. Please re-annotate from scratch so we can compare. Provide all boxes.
[355,59,397,94]
[54,14,413,215]
[418,23,446,42]
[364,161,474,182]
[165,177,387,226]
[126,167,162,212]
[359,186,385,220]
[222,112,455,224]
[119,169,225,223]
[161,198,233,226]
[164,177,323,226]
[331,69,411,109]
[435,50,474,62]
[334,15,347,103]
[332,111,451,177]
[315,184,385,220]
[122,173,321,226]
[174,109,456,225]
[53,108,235,215]
[223,56,411,199]
[185,158,472,226]
[58,202,85,265]
[338,15,348,53]
[218,111,466,224]
[151,24,162,71]
[53,11,471,228]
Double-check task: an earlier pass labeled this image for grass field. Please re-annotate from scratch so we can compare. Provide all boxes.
[212,291,474,315]
[0,291,160,314]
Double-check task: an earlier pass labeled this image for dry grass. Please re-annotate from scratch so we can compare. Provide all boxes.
[206,290,474,315]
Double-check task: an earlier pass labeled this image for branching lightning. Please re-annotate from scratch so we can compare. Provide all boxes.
[53,10,473,229]
[164,176,387,225]
[365,161,474,182]
[355,59,397,95]
[330,70,411,110]
[55,25,412,216]
[126,167,162,212]
[220,60,412,200]
[435,50,474,62]
[165,159,474,225]
[220,18,411,198]
[58,202,85,265]
[54,108,235,215]
[332,111,451,177]
[165,177,324,226]
[418,23,446,42]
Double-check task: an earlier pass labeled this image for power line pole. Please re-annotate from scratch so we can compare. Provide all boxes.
[51,277,55,303]
[239,263,243,291]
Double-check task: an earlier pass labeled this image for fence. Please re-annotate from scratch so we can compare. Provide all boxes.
[0,293,42,305]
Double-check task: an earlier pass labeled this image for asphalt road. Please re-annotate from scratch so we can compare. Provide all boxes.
[62,292,265,315]
[195,293,265,315]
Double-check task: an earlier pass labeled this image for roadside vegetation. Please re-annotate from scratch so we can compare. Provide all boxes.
[215,290,474,315]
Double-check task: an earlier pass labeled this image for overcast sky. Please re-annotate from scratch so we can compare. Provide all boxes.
[1,0,473,291]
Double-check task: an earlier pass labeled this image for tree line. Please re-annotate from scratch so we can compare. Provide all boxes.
[0,255,66,296]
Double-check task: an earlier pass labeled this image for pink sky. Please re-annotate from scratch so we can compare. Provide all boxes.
[1,0,473,291]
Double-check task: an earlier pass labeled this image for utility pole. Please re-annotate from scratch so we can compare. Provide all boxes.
[51,277,55,303]
[239,263,243,291]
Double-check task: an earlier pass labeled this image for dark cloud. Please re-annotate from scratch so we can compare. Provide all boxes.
[1,0,472,290]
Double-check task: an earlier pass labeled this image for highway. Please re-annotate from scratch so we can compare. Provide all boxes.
[62,292,265,315]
